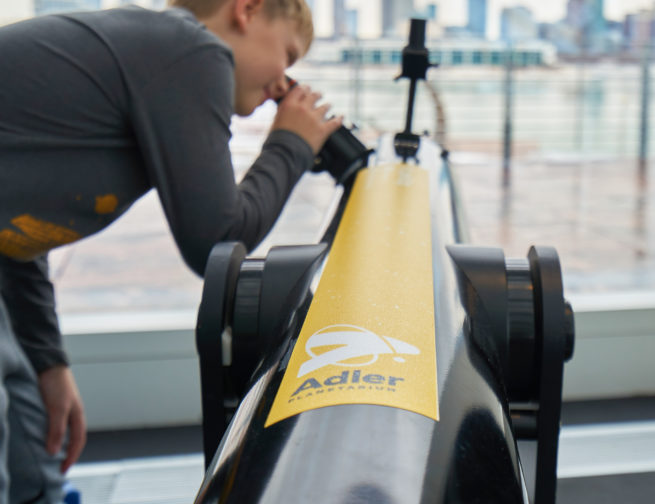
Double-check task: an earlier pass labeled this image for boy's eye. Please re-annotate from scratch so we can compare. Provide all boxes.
[287,49,298,67]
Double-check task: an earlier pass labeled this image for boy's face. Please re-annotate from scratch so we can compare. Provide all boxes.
[230,15,305,116]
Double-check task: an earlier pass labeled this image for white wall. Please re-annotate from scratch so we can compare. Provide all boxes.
[63,295,655,431]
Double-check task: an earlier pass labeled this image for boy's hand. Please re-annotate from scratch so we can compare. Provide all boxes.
[271,85,342,154]
[38,365,87,473]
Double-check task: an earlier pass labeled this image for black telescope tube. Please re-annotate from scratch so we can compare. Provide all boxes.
[194,140,530,504]
[194,30,572,503]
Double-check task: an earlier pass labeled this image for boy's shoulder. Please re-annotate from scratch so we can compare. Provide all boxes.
[61,6,234,75]
[64,6,232,59]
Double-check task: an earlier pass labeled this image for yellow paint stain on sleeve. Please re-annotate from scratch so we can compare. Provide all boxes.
[0,214,81,261]
[94,194,118,215]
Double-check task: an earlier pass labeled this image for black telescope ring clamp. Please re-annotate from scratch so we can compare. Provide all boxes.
[526,246,574,504]
[447,244,574,504]
[196,241,328,469]
[196,242,247,469]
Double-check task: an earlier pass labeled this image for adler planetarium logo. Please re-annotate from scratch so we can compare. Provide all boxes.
[298,324,421,377]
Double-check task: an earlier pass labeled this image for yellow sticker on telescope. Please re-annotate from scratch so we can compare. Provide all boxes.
[265,163,438,427]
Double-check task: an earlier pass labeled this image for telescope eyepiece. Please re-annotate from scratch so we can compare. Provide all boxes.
[408,18,427,49]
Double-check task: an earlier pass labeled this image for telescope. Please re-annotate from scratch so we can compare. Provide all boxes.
[194,19,574,504]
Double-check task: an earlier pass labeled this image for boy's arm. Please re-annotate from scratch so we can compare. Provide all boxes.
[134,47,326,276]
[0,254,86,472]
[0,254,67,372]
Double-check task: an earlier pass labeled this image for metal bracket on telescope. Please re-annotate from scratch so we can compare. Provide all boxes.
[394,18,437,162]
[195,242,328,469]
[196,242,247,469]
[447,244,575,504]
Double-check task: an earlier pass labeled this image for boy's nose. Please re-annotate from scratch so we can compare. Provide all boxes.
[271,75,292,101]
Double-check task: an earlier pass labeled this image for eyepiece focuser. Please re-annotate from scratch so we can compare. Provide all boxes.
[276,76,372,185]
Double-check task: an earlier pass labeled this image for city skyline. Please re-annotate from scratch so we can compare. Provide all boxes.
[4,0,655,20]
[2,0,655,40]
[357,0,655,39]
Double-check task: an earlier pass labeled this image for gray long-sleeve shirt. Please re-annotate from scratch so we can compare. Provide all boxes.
[0,7,314,372]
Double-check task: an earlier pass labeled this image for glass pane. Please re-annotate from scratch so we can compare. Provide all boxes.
[2,0,655,317]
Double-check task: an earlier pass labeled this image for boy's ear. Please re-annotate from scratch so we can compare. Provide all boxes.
[232,0,265,32]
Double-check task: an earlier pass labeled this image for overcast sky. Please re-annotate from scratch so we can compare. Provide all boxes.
[2,0,655,31]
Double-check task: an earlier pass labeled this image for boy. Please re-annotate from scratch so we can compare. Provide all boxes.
[0,0,339,501]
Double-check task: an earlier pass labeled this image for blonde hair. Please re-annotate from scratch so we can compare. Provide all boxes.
[168,0,313,51]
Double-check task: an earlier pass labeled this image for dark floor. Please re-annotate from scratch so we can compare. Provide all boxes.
[559,396,655,503]
[78,397,655,503]
[561,396,655,425]
[79,424,203,463]
[558,471,655,504]
[80,396,655,463]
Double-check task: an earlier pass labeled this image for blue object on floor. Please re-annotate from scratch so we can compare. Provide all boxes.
[63,481,81,504]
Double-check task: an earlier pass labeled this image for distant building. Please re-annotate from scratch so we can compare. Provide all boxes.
[345,8,358,38]
[566,0,587,28]
[467,0,487,38]
[307,37,556,68]
[623,10,655,51]
[415,2,440,39]
[500,6,537,43]
[587,0,607,52]
[414,2,437,22]
[539,21,580,55]
[382,0,415,37]
[589,0,605,33]
[34,0,101,15]
[565,0,606,53]
[604,20,623,53]
[425,3,437,22]
[333,0,347,39]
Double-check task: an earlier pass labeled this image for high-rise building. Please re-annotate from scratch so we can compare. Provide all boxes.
[414,2,438,22]
[623,10,654,50]
[566,0,605,33]
[345,8,358,38]
[34,0,101,15]
[382,0,414,37]
[566,0,585,28]
[566,0,606,51]
[467,0,487,38]
[333,0,346,38]
[500,6,537,43]
[425,3,437,22]
[539,21,580,54]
